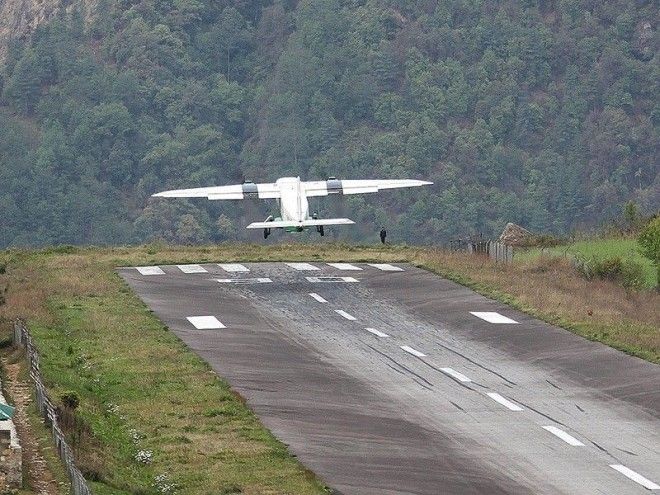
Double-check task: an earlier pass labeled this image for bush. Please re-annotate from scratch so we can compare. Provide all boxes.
[574,254,645,289]
[60,390,81,409]
[638,216,660,288]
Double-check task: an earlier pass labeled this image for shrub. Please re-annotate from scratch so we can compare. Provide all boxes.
[574,254,645,289]
[638,216,660,288]
[60,390,81,409]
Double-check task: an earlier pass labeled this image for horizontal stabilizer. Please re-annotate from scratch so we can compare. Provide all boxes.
[247,218,355,229]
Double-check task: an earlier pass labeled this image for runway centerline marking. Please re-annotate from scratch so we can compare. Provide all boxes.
[327,263,362,271]
[136,266,165,275]
[365,328,389,338]
[401,345,426,357]
[286,262,320,271]
[306,276,358,283]
[177,264,207,274]
[186,316,225,329]
[309,293,328,303]
[218,263,250,272]
[486,392,523,411]
[368,263,404,272]
[440,368,472,382]
[609,465,660,490]
[335,310,356,321]
[470,312,519,324]
[542,426,584,446]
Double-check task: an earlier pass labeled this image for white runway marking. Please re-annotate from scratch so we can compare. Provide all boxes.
[366,328,389,338]
[542,426,584,446]
[327,263,362,271]
[486,392,523,411]
[186,316,225,329]
[309,293,328,303]
[177,264,207,274]
[215,278,272,284]
[218,263,249,272]
[401,345,426,357]
[286,262,320,271]
[609,465,660,490]
[470,312,519,324]
[306,276,358,283]
[136,266,165,275]
[440,368,472,382]
[335,310,356,321]
[368,263,404,272]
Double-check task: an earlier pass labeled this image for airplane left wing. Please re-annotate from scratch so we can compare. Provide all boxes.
[152,182,280,200]
[304,179,432,197]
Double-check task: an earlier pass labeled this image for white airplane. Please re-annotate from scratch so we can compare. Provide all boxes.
[152,176,432,238]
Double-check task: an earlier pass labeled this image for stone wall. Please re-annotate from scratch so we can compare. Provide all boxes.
[0,381,22,489]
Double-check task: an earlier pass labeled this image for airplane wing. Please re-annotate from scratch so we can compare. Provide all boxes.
[247,218,355,229]
[152,182,280,200]
[304,179,432,197]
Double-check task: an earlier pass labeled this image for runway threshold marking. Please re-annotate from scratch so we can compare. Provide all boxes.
[177,264,207,273]
[218,263,250,272]
[186,316,225,329]
[368,263,404,272]
[286,262,320,271]
[365,328,389,338]
[401,345,426,357]
[470,312,519,324]
[486,392,523,411]
[541,426,584,446]
[440,368,472,382]
[136,266,165,275]
[309,293,328,303]
[216,278,272,284]
[327,263,362,271]
[335,310,356,321]
[609,465,660,490]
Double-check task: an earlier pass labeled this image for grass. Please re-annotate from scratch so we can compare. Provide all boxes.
[0,242,657,493]
[516,237,657,288]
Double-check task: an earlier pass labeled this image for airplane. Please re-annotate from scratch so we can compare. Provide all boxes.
[152,176,432,238]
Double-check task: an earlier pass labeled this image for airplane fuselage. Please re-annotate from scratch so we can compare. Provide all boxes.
[276,177,310,224]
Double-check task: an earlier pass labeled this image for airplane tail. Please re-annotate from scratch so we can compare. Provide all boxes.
[246,218,355,229]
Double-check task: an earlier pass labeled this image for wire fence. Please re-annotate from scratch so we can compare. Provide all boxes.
[13,320,92,495]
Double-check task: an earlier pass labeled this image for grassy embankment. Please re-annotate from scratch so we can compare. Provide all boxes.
[0,243,657,494]
[516,237,657,289]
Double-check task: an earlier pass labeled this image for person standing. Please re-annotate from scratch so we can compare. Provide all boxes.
[380,228,387,244]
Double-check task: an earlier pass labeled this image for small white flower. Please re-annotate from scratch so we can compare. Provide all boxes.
[135,449,153,464]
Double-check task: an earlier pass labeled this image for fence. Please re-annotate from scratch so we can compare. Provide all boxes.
[13,320,92,495]
[450,239,513,263]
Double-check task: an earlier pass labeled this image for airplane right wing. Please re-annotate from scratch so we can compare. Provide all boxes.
[304,179,432,197]
[152,182,280,200]
[247,218,355,229]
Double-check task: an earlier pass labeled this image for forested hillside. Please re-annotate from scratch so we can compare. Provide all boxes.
[0,0,657,247]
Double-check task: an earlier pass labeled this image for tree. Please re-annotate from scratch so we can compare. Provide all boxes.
[638,216,660,289]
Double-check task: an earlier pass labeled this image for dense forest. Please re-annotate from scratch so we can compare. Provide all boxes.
[0,0,657,247]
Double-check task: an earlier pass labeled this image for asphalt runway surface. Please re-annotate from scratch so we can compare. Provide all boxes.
[118,262,660,494]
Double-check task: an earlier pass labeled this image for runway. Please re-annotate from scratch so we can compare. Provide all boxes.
[118,262,660,494]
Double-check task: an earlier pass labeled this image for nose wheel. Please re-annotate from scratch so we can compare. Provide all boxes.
[317,225,324,236]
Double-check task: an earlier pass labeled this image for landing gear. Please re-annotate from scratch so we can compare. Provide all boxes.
[317,225,324,236]
[263,215,274,239]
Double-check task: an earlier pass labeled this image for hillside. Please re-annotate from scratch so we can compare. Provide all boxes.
[0,0,657,247]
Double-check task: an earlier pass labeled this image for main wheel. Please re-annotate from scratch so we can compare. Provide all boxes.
[319,225,324,236]
[263,228,270,239]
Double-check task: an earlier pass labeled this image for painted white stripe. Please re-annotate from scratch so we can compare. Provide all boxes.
[470,312,519,324]
[401,345,426,357]
[335,310,356,321]
[486,392,523,411]
[218,263,249,272]
[286,262,320,271]
[368,263,404,272]
[136,266,165,275]
[177,264,207,273]
[186,316,225,329]
[365,328,389,338]
[309,293,328,303]
[542,426,584,446]
[610,465,660,490]
[306,276,358,283]
[440,368,472,383]
[327,263,362,271]
[215,278,272,284]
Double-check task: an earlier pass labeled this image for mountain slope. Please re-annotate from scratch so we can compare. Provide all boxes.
[0,0,657,247]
